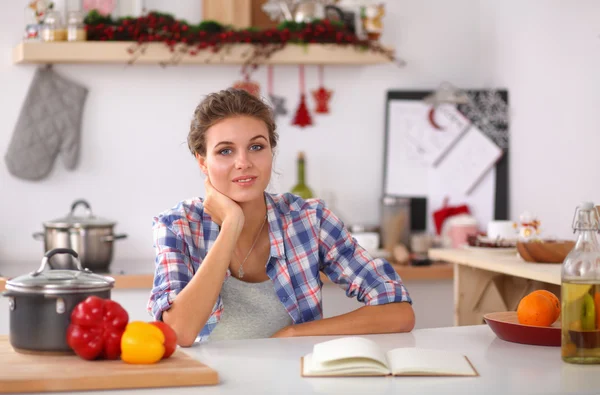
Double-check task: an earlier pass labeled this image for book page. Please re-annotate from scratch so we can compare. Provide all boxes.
[386,348,477,376]
[302,353,389,376]
[307,337,390,375]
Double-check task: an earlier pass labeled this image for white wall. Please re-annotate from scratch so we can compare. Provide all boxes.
[1,0,599,264]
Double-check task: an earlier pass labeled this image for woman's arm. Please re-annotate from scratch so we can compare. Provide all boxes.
[162,217,242,346]
[159,178,245,347]
[272,302,415,338]
[280,200,415,338]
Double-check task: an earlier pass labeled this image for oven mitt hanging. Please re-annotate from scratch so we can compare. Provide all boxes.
[4,66,88,181]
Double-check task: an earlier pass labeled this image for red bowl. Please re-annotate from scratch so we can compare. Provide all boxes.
[484,311,561,347]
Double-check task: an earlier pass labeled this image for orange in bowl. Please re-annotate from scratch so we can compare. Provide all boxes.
[517,290,560,327]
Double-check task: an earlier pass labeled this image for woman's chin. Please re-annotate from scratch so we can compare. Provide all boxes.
[229,188,264,203]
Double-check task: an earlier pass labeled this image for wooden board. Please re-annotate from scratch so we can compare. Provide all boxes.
[0,336,218,393]
[12,42,395,65]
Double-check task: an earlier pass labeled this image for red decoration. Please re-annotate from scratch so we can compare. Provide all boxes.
[432,197,471,235]
[84,14,399,69]
[292,65,313,128]
[312,65,333,114]
[232,72,260,97]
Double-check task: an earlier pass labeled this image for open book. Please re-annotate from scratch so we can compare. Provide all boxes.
[301,337,478,377]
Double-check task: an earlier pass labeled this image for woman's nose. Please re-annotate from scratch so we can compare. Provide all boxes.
[234,152,252,169]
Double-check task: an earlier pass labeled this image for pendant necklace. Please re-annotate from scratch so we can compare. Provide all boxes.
[236,214,267,279]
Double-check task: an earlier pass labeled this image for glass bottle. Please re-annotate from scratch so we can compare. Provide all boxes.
[561,201,600,364]
[67,10,87,42]
[290,152,314,199]
[41,9,67,42]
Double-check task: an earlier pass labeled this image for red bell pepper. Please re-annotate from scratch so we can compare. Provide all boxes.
[66,296,129,360]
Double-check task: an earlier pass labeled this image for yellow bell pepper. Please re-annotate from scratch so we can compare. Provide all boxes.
[120,321,165,364]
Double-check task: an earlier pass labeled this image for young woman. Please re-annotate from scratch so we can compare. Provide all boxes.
[147,88,415,346]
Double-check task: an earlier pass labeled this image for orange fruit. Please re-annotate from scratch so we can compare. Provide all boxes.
[530,290,560,322]
[517,292,556,327]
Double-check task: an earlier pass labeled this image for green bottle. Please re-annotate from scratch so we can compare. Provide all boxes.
[290,152,314,199]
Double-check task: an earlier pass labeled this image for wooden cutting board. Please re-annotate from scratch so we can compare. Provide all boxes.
[0,335,219,393]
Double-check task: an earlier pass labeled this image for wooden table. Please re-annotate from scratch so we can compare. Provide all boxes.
[428,248,562,326]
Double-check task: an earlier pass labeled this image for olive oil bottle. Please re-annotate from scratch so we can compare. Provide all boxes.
[561,202,600,364]
[290,151,314,199]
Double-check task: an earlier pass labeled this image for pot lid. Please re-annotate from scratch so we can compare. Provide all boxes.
[43,199,116,229]
[5,249,115,295]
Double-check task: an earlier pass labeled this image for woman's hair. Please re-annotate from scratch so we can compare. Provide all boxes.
[188,88,278,157]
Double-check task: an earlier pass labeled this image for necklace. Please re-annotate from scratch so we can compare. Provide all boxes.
[236,214,267,279]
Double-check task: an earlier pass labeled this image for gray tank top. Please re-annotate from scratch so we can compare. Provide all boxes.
[208,275,293,341]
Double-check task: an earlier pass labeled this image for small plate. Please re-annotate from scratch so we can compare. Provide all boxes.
[484,311,561,347]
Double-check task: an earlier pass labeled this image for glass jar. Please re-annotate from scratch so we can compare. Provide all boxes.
[41,9,67,42]
[67,10,87,42]
[561,201,600,364]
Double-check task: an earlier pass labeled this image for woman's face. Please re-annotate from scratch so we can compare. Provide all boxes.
[197,115,273,203]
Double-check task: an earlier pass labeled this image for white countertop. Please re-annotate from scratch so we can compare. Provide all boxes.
[61,325,598,395]
[429,248,561,285]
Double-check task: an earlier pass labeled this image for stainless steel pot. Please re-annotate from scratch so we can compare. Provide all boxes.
[2,248,115,353]
[33,199,127,272]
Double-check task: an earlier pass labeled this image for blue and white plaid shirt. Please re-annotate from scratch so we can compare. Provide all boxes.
[148,192,412,342]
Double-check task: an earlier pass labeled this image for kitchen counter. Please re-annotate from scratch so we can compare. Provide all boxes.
[428,248,562,326]
[27,324,600,395]
[0,259,453,291]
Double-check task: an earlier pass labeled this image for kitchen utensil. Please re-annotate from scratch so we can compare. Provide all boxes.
[516,240,575,264]
[32,199,127,272]
[2,248,114,353]
[484,311,561,347]
[0,335,218,393]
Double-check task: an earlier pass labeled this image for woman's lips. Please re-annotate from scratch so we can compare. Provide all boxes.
[232,176,257,187]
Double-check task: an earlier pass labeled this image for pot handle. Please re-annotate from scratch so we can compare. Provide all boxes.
[32,232,45,241]
[31,248,87,277]
[102,234,128,242]
[70,199,92,218]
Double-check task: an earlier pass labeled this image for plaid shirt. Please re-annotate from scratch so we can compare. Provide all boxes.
[147,192,412,342]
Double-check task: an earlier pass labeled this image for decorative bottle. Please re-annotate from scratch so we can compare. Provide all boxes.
[561,201,600,364]
[290,152,314,199]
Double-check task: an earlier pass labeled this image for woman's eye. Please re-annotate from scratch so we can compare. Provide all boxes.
[219,148,232,155]
[250,144,263,151]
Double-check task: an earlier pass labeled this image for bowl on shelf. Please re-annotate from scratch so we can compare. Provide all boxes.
[516,240,575,264]
[483,311,561,347]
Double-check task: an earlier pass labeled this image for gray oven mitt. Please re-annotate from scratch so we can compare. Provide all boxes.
[4,66,88,181]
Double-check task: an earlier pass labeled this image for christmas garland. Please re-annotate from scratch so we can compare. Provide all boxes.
[84,10,398,70]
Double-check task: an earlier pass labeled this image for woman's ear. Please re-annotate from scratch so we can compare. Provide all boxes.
[195,154,208,176]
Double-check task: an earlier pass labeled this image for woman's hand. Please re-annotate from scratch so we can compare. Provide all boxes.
[203,178,245,231]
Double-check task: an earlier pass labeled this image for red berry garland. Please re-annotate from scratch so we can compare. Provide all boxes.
[84,10,397,69]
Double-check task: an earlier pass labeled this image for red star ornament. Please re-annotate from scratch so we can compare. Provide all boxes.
[312,86,333,114]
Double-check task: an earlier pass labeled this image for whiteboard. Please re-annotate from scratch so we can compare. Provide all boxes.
[382,90,509,233]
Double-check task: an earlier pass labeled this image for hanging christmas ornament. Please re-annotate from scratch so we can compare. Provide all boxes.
[292,65,313,128]
[232,70,261,97]
[311,65,333,114]
[267,65,287,119]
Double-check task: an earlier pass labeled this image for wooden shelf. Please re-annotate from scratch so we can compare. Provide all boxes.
[12,41,395,65]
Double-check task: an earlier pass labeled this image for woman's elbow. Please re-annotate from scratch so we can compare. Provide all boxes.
[177,333,197,347]
[163,312,197,347]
